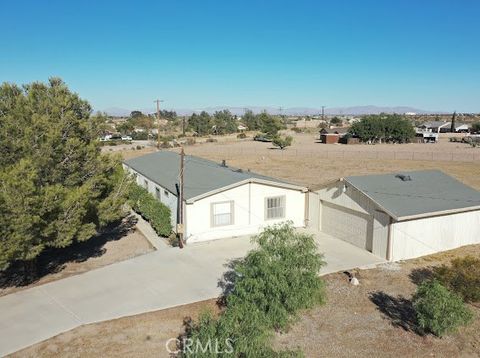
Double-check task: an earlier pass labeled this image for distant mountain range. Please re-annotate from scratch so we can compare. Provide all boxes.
[100,105,443,117]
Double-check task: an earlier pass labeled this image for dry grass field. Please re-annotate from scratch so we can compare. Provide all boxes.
[163,132,480,190]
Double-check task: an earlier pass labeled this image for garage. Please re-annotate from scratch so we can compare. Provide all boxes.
[320,201,372,251]
[309,170,480,261]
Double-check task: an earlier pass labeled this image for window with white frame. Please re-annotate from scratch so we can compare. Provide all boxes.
[265,196,286,220]
[211,201,234,227]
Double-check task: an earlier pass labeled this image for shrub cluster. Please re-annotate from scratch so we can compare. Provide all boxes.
[128,184,172,237]
[433,256,480,303]
[412,280,472,337]
[182,223,326,356]
[349,113,415,143]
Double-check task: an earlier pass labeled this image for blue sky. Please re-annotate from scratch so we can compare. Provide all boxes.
[1,0,479,112]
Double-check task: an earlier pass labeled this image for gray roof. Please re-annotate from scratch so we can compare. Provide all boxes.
[124,151,299,200]
[345,170,480,220]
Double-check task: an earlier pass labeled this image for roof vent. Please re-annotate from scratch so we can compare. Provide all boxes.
[221,159,227,167]
[395,174,412,182]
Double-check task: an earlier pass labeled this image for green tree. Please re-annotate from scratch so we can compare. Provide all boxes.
[471,121,480,133]
[183,223,325,356]
[272,135,293,149]
[258,111,283,136]
[413,280,473,337]
[188,111,212,136]
[330,116,342,126]
[242,109,261,130]
[0,78,129,271]
[350,113,415,143]
[212,110,237,134]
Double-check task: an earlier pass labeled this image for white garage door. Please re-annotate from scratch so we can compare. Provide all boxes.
[321,201,371,250]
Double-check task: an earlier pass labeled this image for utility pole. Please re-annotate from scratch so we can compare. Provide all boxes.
[154,99,164,148]
[178,147,185,248]
[321,106,325,122]
[182,116,186,136]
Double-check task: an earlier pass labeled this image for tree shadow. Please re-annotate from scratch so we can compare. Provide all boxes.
[369,291,423,335]
[409,267,435,286]
[0,215,137,289]
[216,258,244,307]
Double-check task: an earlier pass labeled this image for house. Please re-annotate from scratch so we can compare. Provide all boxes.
[418,121,450,133]
[319,127,355,144]
[123,151,308,243]
[418,121,469,133]
[308,170,480,261]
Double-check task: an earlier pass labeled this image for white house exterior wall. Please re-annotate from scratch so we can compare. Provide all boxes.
[123,164,178,226]
[185,182,305,243]
[390,210,480,261]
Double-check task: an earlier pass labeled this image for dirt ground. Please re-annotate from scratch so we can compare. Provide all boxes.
[0,216,154,297]
[13,245,480,358]
[172,132,480,190]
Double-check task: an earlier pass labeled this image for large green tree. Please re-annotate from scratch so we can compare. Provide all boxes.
[187,111,212,135]
[212,110,237,134]
[0,78,129,270]
[349,113,415,143]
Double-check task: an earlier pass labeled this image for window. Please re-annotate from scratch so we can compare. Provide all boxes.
[265,196,285,220]
[211,201,234,227]
[164,190,169,197]
[143,179,149,190]
[155,187,161,200]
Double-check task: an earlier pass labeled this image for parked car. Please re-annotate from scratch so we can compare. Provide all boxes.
[121,135,132,141]
[253,133,273,142]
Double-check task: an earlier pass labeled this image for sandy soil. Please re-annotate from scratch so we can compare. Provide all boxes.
[0,216,154,297]
[13,245,480,357]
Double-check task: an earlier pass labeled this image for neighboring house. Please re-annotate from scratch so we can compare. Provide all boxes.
[454,123,470,133]
[319,127,353,144]
[418,121,469,133]
[418,121,450,133]
[308,170,480,261]
[123,151,307,243]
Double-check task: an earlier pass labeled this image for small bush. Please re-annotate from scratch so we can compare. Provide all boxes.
[136,145,142,150]
[413,280,473,337]
[185,137,196,145]
[183,223,325,356]
[291,127,302,133]
[272,135,293,150]
[206,137,217,143]
[237,132,247,139]
[128,184,172,237]
[434,256,480,302]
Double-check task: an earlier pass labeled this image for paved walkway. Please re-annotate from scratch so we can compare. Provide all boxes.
[0,231,384,356]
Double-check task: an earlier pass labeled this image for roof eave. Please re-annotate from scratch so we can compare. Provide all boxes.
[395,205,480,222]
[186,178,307,204]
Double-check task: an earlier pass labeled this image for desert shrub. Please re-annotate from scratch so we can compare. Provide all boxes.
[413,280,473,337]
[128,184,172,237]
[291,127,302,133]
[237,132,247,139]
[272,135,293,149]
[206,137,217,143]
[185,138,196,145]
[182,223,325,356]
[136,145,142,150]
[433,256,480,303]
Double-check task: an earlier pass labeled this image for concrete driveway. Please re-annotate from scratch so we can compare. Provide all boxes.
[0,231,383,356]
